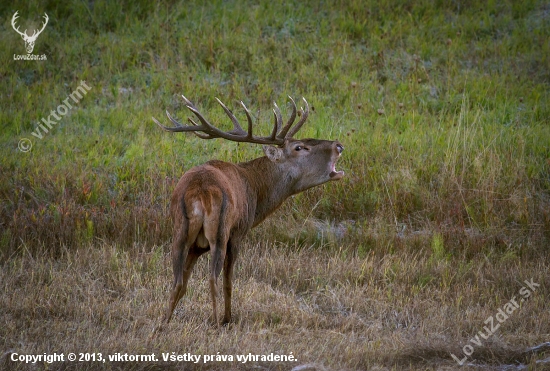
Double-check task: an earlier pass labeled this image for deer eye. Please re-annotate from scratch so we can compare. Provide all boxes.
[295,146,302,151]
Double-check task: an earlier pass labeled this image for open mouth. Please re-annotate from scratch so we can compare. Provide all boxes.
[329,143,344,180]
[329,162,344,180]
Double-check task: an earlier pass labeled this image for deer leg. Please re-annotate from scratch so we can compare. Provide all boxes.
[164,213,203,324]
[165,246,207,324]
[208,241,227,326]
[164,232,189,324]
[208,269,218,325]
[222,239,237,325]
[206,226,228,326]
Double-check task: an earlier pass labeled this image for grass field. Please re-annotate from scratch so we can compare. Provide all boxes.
[1,0,549,370]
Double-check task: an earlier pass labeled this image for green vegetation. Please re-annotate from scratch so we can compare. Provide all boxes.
[1,0,549,369]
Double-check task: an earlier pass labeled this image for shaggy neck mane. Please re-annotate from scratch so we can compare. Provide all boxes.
[238,156,295,227]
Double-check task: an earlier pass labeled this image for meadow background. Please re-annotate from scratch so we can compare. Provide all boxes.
[1,0,549,370]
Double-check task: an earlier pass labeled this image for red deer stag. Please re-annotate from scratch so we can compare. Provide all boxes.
[152,95,344,326]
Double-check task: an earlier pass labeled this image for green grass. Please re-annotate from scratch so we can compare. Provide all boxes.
[1,0,549,370]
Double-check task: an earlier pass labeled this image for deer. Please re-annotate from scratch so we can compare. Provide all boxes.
[11,11,49,54]
[152,95,344,327]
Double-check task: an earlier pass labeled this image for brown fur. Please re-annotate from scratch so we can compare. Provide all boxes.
[163,138,344,326]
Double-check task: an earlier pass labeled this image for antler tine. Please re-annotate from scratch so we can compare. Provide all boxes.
[152,105,209,133]
[152,110,185,132]
[286,97,309,139]
[35,13,48,36]
[277,96,298,140]
[181,94,194,107]
[152,116,167,130]
[182,107,214,140]
[270,103,283,140]
[215,98,247,135]
[11,11,26,37]
[239,101,254,138]
[181,113,218,140]
[185,104,225,136]
[166,110,186,129]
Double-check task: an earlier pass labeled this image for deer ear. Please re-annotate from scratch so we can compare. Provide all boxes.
[263,145,284,163]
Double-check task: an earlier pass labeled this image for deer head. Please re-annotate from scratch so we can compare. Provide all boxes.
[263,137,344,193]
[12,11,49,54]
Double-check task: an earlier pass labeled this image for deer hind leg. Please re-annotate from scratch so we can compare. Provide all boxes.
[164,212,203,324]
[222,239,238,325]
[204,194,230,326]
[205,234,229,326]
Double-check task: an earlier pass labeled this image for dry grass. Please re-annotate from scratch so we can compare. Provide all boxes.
[2,229,549,370]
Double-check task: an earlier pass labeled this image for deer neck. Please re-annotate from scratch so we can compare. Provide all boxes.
[239,156,296,227]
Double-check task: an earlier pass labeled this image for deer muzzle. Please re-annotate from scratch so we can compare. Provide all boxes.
[329,142,344,180]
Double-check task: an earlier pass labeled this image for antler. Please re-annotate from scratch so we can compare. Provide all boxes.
[11,12,48,39]
[152,95,310,145]
[32,13,49,39]
[11,11,27,38]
